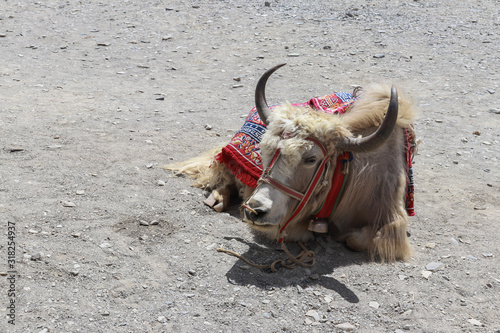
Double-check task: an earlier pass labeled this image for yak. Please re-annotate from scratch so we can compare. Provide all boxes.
[166,64,417,262]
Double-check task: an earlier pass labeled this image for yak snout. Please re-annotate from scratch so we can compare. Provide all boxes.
[241,188,275,226]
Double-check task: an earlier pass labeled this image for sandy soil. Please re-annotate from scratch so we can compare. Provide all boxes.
[1,1,499,332]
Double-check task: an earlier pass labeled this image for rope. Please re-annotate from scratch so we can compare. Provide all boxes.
[217,241,315,273]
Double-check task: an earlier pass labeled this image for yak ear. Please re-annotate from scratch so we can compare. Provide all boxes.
[255,63,287,126]
[338,85,399,153]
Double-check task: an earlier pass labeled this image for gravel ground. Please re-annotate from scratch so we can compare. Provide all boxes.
[1,1,499,332]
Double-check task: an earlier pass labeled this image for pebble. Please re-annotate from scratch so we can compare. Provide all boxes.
[157,316,167,323]
[71,232,81,238]
[335,322,356,331]
[369,301,380,309]
[425,262,443,271]
[99,242,112,248]
[487,89,495,94]
[62,201,76,207]
[29,229,39,234]
[287,53,300,57]
[31,253,42,261]
[139,220,149,226]
[482,253,493,258]
[373,54,385,58]
[150,220,159,225]
[425,242,436,249]
[306,310,320,322]
[468,318,482,326]
[324,296,333,303]
[398,274,408,280]
[489,108,500,114]
[76,190,85,195]
[422,270,432,279]
[205,124,212,130]
[157,180,166,186]
[232,84,243,88]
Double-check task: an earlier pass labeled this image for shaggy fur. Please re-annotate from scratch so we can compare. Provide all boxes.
[165,84,417,262]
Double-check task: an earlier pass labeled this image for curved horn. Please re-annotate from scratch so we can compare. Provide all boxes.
[255,63,287,126]
[340,85,399,152]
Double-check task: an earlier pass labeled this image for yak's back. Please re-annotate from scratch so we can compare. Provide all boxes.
[343,84,417,132]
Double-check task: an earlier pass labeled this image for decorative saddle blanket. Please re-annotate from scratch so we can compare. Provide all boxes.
[214,92,415,216]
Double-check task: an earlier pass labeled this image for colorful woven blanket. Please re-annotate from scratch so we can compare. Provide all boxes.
[215,92,416,216]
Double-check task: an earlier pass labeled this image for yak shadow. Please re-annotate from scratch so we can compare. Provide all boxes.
[221,233,367,304]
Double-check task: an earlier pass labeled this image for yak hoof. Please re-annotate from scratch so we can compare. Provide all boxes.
[204,194,217,208]
[308,219,328,233]
[213,202,224,212]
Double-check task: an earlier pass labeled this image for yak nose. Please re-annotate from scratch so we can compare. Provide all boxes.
[241,197,270,223]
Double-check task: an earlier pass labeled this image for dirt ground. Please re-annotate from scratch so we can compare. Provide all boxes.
[1,0,499,332]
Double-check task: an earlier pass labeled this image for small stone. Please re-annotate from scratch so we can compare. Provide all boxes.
[468,318,482,326]
[71,232,81,238]
[99,242,112,248]
[205,124,212,130]
[232,84,243,88]
[309,274,320,280]
[146,163,154,168]
[101,311,110,316]
[306,310,320,322]
[373,54,385,58]
[335,322,356,331]
[369,301,380,309]
[70,270,79,276]
[399,274,408,280]
[139,220,150,226]
[139,235,149,241]
[150,220,159,225]
[156,96,165,100]
[31,253,42,261]
[425,242,436,249]
[487,89,495,94]
[304,318,313,325]
[425,262,443,271]
[473,130,481,136]
[62,201,76,207]
[435,119,443,123]
[185,293,195,298]
[287,53,300,57]
[76,190,85,195]
[145,139,153,144]
[157,316,167,323]
[188,269,197,276]
[157,180,166,186]
[263,312,271,319]
[28,229,39,234]
[324,296,333,303]
[489,108,500,114]
[264,1,271,6]
[422,270,432,279]
[482,252,493,258]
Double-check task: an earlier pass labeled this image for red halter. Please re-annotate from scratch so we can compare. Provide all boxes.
[245,137,351,243]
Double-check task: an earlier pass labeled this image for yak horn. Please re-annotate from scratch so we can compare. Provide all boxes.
[340,85,399,153]
[255,63,287,126]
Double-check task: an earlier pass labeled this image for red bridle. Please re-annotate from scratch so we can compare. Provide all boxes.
[243,136,352,243]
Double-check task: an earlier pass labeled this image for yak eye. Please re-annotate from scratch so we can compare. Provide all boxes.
[304,156,318,164]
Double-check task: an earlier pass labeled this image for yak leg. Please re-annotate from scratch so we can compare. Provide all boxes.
[345,227,374,253]
[204,186,232,212]
[372,215,411,262]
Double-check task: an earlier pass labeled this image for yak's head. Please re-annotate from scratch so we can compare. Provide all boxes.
[241,64,399,241]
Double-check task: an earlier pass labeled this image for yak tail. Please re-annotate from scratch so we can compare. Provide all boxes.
[163,146,225,189]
